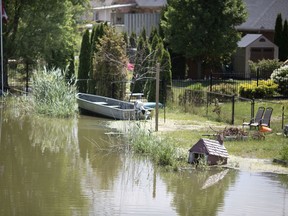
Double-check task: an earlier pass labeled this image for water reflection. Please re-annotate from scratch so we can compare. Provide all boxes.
[160,168,238,216]
[0,104,89,215]
[29,116,79,153]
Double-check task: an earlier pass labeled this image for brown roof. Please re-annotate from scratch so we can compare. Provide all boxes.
[189,138,229,158]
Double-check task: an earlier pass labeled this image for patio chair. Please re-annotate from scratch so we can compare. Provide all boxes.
[258,107,273,128]
[242,106,265,129]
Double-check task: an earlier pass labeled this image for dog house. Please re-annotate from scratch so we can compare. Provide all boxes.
[188,138,229,165]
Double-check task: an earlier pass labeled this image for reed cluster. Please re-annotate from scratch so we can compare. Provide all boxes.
[31,68,78,118]
[126,123,186,169]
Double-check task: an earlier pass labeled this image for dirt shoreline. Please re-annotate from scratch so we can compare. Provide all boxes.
[107,119,288,174]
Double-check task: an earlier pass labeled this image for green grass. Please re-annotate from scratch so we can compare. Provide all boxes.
[156,108,288,160]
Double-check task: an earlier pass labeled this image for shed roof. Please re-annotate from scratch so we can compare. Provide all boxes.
[238,0,288,31]
[237,34,276,48]
[189,138,229,158]
[238,34,262,47]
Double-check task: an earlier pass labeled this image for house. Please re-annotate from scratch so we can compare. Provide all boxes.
[237,0,288,42]
[188,138,229,165]
[92,0,167,36]
[233,34,278,78]
[90,0,287,79]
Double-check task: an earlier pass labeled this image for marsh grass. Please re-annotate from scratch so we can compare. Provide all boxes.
[126,123,186,169]
[31,68,78,118]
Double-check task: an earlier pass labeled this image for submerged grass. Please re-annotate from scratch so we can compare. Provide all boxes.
[126,123,186,170]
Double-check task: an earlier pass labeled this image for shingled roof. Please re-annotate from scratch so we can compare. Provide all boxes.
[189,138,229,158]
[238,0,288,31]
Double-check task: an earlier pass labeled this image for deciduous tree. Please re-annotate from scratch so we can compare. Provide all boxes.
[161,0,247,78]
[2,0,88,89]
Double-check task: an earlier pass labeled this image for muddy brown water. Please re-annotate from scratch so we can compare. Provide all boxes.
[0,102,287,216]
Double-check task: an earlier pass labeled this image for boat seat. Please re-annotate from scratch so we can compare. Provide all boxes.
[106,105,120,108]
[92,102,108,105]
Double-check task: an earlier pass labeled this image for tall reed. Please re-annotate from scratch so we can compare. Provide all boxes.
[31,67,78,118]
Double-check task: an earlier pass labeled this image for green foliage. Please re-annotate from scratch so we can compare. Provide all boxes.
[93,27,128,100]
[239,80,278,99]
[283,20,288,61]
[271,65,288,96]
[88,23,107,94]
[66,52,75,78]
[129,32,137,48]
[274,14,284,61]
[127,124,180,167]
[159,49,173,103]
[149,27,159,44]
[248,59,282,78]
[179,89,205,106]
[131,36,151,93]
[210,83,238,95]
[31,68,78,118]
[161,0,247,64]
[280,146,288,161]
[77,29,91,93]
[5,0,86,69]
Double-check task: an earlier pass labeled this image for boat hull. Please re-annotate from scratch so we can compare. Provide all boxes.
[76,93,136,120]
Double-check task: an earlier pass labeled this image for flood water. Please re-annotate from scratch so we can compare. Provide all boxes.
[0,100,288,216]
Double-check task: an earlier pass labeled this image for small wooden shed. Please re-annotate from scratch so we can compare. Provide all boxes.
[188,138,229,165]
[233,34,278,79]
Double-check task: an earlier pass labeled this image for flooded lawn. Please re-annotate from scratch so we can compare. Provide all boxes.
[0,101,287,216]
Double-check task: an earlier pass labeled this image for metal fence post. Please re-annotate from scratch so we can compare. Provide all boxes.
[231,95,235,125]
[282,105,285,129]
[256,68,259,87]
[209,73,212,92]
[251,98,255,120]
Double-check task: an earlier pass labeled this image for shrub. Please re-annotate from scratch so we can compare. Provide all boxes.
[210,83,238,95]
[249,59,282,78]
[271,65,288,96]
[179,89,205,106]
[239,80,278,99]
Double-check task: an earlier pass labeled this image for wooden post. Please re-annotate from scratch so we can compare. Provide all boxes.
[155,63,160,132]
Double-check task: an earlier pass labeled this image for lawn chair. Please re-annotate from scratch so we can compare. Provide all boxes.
[259,107,273,127]
[242,106,265,129]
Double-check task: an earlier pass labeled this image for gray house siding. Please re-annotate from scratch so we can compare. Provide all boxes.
[124,13,161,36]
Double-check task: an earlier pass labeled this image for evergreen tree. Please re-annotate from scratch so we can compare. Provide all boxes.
[66,52,75,85]
[77,29,91,93]
[131,37,151,93]
[149,27,159,44]
[129,32,137,48]
[146,40,164,102]
[159,49,173,103]
[123,32,129,47]
[88,23,106,94]
[93,27,128,100]
[282,19,288,60]
[274,14,284,60]
[140,28,147,43]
